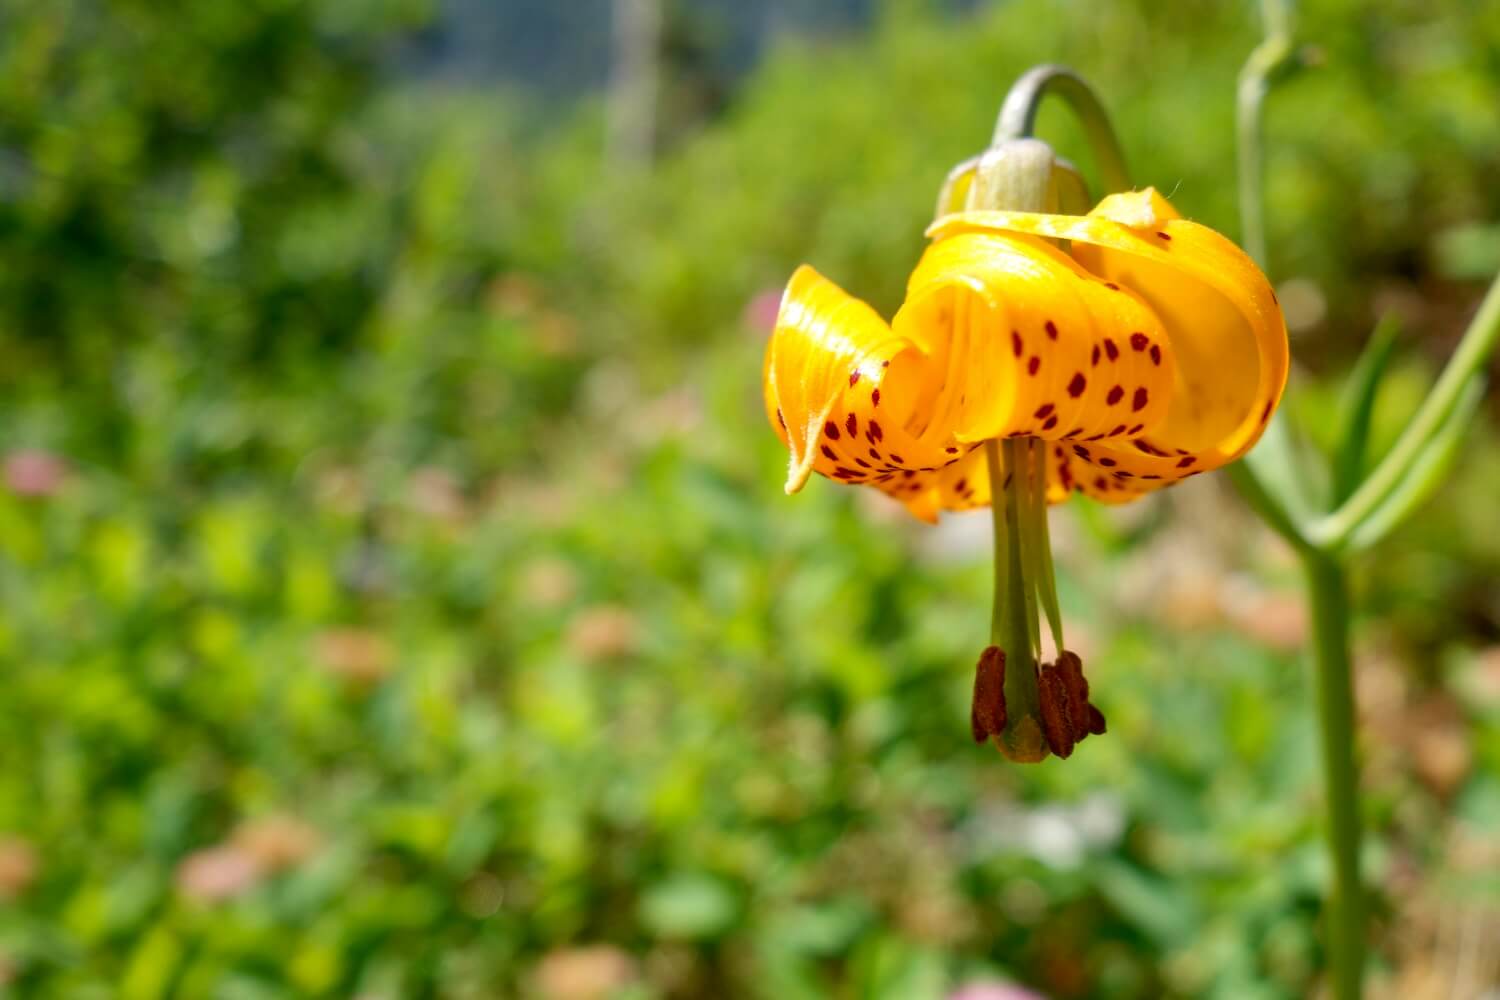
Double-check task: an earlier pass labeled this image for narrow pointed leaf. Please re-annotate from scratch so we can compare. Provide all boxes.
[1331,316,1400,504]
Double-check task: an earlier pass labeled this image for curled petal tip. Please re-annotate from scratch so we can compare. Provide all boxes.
[784,458,813,495]
[1090,187,1180,228]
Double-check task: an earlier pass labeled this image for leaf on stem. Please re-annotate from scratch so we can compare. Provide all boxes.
[1330,315,1400,505]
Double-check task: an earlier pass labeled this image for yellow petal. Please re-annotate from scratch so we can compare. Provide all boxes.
[764,266,947,495]
[894,231,1176,459]
[927,191,1290,494]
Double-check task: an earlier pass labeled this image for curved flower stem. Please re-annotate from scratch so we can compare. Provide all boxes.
[1309,272,1500,552]
[993,64,1130,191]
[1236,0,1295,266]
[1231,0,1311,553]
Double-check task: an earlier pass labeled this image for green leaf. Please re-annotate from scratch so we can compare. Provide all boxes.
[1330,316,1400,504]
[640,874,740,940]
[1348,374,1486,551]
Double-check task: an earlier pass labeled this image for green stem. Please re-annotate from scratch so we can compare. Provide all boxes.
[1234,7,1365,997]
[1303,550,1365,1000]
[993,64,1130,190]
[1309,272,1500,551]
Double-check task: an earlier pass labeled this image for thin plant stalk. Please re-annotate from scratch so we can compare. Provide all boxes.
[1236,2,1366,995]
[1305,551,1364,1000]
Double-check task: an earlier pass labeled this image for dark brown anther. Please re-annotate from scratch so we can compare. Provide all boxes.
[1086,704,1107,736]
[970,646,1007,743]
[1036,662,1076,758]
[1054,651,1092,742]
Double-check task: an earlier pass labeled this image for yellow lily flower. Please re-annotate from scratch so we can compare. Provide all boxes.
[764,186,1289,760]
[766,188,1287,517]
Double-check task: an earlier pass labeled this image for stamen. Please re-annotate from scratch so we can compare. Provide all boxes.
[1054,650,1092,741]
[970,646,1007,742]
[1013,452,1042,654]
[1036,661,1076,759]
[1024,439,1066,655]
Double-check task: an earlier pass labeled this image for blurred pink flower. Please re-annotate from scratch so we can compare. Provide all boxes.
[314,627,394,687]
[4,449,69,498]
[406,466,468,524]
[0,837,38,900]
[534,945,638,1000]
[176,845,262,903]
[947,981,1048,1000]
[232,815,321,872]
[566,605,639,662]
[742,287,783,334]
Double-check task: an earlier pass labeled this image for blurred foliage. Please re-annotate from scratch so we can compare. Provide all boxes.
[0,1,1498,998]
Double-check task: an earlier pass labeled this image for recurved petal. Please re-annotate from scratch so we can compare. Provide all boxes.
[764,266,916,493]
[927,192,1289,485]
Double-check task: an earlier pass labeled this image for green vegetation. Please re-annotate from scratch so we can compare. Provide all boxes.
[0,1,1498,997]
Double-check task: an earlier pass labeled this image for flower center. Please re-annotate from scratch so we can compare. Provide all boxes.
[971,436,1107,761]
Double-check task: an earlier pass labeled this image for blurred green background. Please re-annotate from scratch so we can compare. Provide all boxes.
[1,1,1498,997]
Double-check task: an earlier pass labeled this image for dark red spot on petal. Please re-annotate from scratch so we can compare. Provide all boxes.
[1034,403,1055,419]
[821,445,837,460]
[871,389,880,407]
[945,446,959,455]
[846,414,858,437]
[1091,344,1101,366]
[824,420,840,440]
[1150,344,1162,366]
[1028,356,1041,376]
[1042,415,1058,431]
[1105,282,1120,291]
[1045,320,1058,340]
[1067,373,1086,397]
[869,420,883,442]
[868,448,881,460]
[777,410,786,429]
[1177,456,1196,468]
[1011,331,1023,357]
[849,371,861,387]
[1130,332,1148,351]
[1157,231,1172,241]
[1104,339,1119,361]
[854,458,870,468]
[890,454,903,464]
[954,478,967,492]
[1262,400,1274,423]
[1132,387,1149,412]
[1106,385,1124,406]
[1099,457,1117,467]
[1110,424,1126,436]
